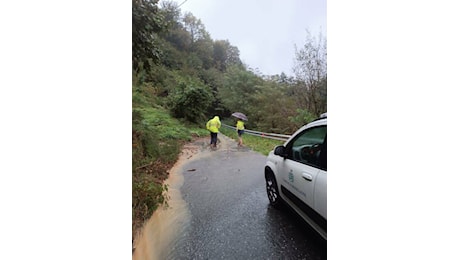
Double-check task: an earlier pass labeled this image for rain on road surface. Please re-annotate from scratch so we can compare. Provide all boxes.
[134,134,326,260]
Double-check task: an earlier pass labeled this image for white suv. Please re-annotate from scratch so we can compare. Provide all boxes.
[264,113,327,239]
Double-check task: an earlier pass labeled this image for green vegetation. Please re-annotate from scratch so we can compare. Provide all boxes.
[220,127,285,155]
[132,0,326,241]
[132,105,208,237]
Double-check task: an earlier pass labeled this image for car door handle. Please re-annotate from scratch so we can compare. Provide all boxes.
[302,173,313,181]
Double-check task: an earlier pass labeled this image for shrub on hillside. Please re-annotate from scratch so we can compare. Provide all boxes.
[289,109,317,127]
[169,81,213,123]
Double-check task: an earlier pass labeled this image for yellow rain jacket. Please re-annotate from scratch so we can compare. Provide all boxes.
[206,116,221,133]
[236,120,245,130]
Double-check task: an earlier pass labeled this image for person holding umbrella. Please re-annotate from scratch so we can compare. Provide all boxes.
[231,112,247,147]
[236,118,245,147]
[206,115,221,149]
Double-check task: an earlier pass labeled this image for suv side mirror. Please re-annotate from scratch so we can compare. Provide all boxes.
[274,146,287,158]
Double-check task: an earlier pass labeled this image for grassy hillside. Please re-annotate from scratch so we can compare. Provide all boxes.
[220,126,285,155]
[132,105,208,239]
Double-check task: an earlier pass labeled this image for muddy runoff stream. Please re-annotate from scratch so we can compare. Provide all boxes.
[133,134,235,260]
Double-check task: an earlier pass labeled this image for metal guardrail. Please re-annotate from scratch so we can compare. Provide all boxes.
[222,123,291,142]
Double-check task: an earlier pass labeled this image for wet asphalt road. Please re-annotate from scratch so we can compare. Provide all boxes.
[167,135,326,259]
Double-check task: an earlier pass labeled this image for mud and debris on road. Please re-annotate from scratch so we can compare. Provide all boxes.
[133,134,240,259]
[133,133,326,260]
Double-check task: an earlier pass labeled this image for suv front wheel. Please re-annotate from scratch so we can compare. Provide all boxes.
[265,169,282,208]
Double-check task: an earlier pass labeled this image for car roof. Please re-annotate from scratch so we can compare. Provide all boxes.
[305,113,327,127]
[303,116,327,130]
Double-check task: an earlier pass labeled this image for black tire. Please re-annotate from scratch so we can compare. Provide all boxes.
[265,170,282,208]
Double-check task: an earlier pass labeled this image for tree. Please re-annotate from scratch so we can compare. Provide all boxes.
[248,82,299,133]
[160,8,214,71]
[292,30,327,116]
[160,0,181,28]
[169,76,213,123]
[217,65,263,116]
[213,40,243,71]
[193,37,214,70]
[132,0,165,70]
[182,12,209,45]
[199,68,225,115]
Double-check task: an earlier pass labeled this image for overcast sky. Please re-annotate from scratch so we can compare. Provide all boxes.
[162,0,326,76]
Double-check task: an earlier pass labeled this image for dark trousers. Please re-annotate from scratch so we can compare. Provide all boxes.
[210,132,218,145]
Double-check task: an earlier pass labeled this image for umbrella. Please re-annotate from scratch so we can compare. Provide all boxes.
[231,112,248,121]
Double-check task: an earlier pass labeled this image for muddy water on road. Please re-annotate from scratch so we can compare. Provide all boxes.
[133,135,235,260]
[132,157,189,260]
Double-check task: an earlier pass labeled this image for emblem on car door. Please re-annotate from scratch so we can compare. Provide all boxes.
[288,170,294,183]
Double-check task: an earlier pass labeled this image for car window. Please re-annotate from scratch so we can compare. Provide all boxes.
[288,125,327,169]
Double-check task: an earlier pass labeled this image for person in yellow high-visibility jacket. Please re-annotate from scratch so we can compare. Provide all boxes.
[236,119,245,147]
[206,116,221,148]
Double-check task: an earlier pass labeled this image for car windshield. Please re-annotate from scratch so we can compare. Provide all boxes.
[292,126,326,147]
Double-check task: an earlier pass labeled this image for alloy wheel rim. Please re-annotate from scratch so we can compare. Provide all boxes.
[266,178,277,202]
